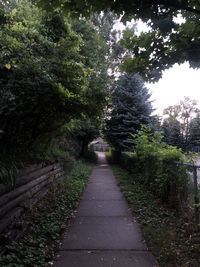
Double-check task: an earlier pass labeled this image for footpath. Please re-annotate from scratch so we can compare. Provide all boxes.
[53,152,158,267]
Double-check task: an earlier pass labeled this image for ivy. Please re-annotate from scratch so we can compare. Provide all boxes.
[0,160,93,267]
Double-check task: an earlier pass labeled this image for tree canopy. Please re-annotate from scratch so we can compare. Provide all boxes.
[1,0,200,161]
[0,0,112,157]
[31,0,200,82]
[33,0,200,18]
[162,97,199,149]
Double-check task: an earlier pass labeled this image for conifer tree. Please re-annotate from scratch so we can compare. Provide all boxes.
[189,115,200,149]
[162,118,183,148]
[105,73,152,151]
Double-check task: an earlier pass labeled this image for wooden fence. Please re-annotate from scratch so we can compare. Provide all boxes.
[0,162,65,241]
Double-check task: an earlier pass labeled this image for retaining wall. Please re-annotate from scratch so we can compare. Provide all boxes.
[0,162,65,241]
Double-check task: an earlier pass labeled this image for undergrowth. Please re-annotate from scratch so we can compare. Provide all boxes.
[0,160,93,267]
[112,165,200,267]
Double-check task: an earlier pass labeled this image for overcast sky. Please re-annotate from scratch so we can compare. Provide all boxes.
[146,62,200,115]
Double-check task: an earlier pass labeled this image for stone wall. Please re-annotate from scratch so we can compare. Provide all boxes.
[0,162,64,241]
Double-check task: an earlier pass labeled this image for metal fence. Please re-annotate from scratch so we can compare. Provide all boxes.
[175,161,200,224]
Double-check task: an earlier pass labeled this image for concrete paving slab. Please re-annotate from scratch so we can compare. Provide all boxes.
[85,183,120,192]
[77,200,130,217]
[88,179,117,185]
[90,170,115,178]
[89,176,117,184]
[53,251,158,267]
[61,217,147,250]
[82,189,123,200]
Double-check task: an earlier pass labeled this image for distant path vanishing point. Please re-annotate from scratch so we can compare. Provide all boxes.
[53,152,158,267]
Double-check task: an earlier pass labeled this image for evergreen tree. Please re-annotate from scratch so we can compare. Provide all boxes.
[163,97,199,149]
[189,115,200,148]
[162,118,183,148]
[105,73,152,151]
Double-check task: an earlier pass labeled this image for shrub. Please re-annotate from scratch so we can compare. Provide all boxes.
[83,148,98,163]
[120,126,189,210]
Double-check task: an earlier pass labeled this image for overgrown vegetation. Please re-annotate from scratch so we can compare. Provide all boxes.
[35,0,200,82]
[112,165,200,267]
[0,0,115,185]
[107,126,189,209]
[1,1,199,266]
[0,160,93,267]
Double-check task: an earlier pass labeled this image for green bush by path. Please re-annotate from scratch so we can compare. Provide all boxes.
[132,126,189,209]
[108,126,190,210]
[0,160,93,267]
[112,165,200,267]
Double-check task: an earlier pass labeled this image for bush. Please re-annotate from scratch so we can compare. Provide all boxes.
[119,126,189,210]
[106,148,122,164]
[83,148,98,163]
[0,1,87,157]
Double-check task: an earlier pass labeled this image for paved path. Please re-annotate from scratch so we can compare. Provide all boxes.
[53,152,158,267]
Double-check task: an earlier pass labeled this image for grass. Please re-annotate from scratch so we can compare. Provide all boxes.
[0,160,93,267]
[112,165,200,267]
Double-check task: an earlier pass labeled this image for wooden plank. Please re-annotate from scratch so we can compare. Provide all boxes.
[0,164,44,196]
[0,163,62,195]
[17,163,44,177]
[0,169,63,217]
[15,163,62,188]
[0,167,63,208]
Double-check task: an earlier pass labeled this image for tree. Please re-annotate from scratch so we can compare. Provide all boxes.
[34,0,200,82]
[34,0,200,18]
[163,97,199,149]
[150,115,162,132]
[0,1,91,155]
[105,73,152,151]
[120,16,200,82]
[92,12,125,75]
[189,114,200,148]
[69,16,115,155]
[162,117,183,147]
[67,118,100,156]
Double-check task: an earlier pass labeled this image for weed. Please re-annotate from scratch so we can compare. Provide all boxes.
[112,165,200,267]
[0,160,93,267]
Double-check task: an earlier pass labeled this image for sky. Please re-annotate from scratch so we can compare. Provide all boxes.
[113,19,200,116]
[147,62,200,115]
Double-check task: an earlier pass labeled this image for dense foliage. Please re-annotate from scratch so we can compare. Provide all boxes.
[189,115,200,149]
[105,73,152,151]
[161,97,200,150]
[113,165,200,267]
[34,0,200,81]
[0,0,112,163]
[162,117,183,148]
[108,126,189,209]
[0,1,84,155]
